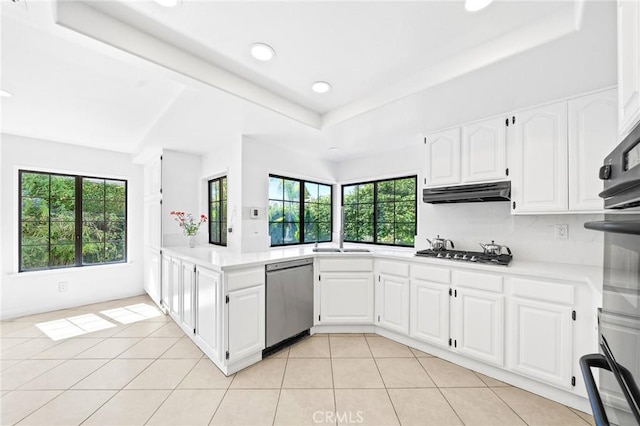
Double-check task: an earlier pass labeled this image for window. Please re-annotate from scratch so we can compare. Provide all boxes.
[208,176,227,246]
[342,176,416,247]
[268,175,332,246]
[19,170,127,272]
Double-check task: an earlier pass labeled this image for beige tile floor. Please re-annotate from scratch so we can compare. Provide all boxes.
[0,295,596,425]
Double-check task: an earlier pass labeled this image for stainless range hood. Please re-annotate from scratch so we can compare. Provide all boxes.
[423,181,511,204]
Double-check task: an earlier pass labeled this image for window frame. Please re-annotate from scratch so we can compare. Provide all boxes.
[207,175,227,247]
[268,174,334,247]
[341,175,417,248]
[18,169,128,272]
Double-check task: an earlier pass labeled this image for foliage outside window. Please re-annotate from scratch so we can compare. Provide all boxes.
[208,176,227,246]
[19,170,127,272]
[342,176,416,247]
[268,175,332,246]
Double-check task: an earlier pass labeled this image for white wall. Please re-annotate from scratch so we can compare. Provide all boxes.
[240,136,338,252]
[337,145,603,267]
[0,134,145,319]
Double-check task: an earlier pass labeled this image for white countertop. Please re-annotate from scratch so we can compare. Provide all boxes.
[162,244,603,294]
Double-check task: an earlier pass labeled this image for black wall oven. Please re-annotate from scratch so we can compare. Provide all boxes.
[583,122,640,426]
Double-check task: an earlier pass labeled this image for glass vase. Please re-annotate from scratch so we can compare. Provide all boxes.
[188,235,197,248]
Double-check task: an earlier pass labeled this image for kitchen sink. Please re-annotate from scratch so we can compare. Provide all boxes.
[312,247,372,253]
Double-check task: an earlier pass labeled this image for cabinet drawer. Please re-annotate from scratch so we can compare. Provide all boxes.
[226,267,264,292]
[511,278,574,305]
[411,265,450,284]
[376,260,409,277]
[318,258,373,272]
[453,270,502,293]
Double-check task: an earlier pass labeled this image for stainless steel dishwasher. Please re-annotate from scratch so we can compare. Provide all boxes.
[264,258,314,353]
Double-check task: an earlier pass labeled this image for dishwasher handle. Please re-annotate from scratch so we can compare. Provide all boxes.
[266,258,314,272]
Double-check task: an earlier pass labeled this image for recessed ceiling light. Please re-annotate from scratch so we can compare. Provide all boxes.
[328,147,339,152]
[0,89,13,98]
[465,0,493,12]
[312,81,331,94]
[250,43,276,61]
[153,0,182,7]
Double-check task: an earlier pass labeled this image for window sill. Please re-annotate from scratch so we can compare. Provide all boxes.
[12,261,135,278]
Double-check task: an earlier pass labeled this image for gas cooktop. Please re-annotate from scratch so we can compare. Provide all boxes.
[415,249,513,266]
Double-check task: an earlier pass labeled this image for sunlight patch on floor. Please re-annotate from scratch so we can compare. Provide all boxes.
[100,303,162,324]
[36,313,116,341]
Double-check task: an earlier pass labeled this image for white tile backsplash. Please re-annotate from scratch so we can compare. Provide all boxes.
[417,202,603,267]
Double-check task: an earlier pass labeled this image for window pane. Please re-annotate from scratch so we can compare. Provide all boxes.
[317,204,331,223]
[269,177,283,199]
[221,227,227,245]
[395,201,415,223]
[318,223,332,242]
[284,202,300,222]
[83,243,105,264]
[377,202,394,223]
[50,221,74,244]
[344,204,357,223]
[304,222,318,243]
[50,244,75,267]
[283,222,299,244]
[377,180,394,202]
[21,222,49,245]
[21,198,49,222]
[269,223,283,245]
[83,178,105,200]
[395,224,415,246]
[105,201,125,220]
[50,198,75,221]
[21,173,49,197]
[221,201,227,223]
[343,185,357,203]
[283,180,300,201]
[344,221,358,241]
[358,183,374,203]
[377,222,394,243]
[21,245,48,270]
[269,201,284,222]
[83,199,104,221]
[210,205,219,223]
[395,178,416,199]
[105,180,126,200]
[210,221,220,242]
[318,184,331,201]
[105,241,125,262]
[304,182,318,202]
[357,204,373,223]
[210,180,219,201]
[358,223,374,242]
[106,220,126,241]
[51,175,75,199]
[83,222,105,243]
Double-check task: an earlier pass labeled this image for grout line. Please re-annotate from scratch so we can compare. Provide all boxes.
[486,386,530,425]
[365,334,403,426]
[271,344,290,426]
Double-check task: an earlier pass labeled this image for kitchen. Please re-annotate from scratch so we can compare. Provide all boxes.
[1,0,639,425]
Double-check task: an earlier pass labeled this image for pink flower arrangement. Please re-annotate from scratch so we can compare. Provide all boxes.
[170,211,207,237]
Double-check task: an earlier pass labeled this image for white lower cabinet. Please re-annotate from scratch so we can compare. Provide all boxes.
[509,277,574,389]
[161,253,170,309]
[376,273,410,334]
[317,257,374,325]
[318,272,374,324]
[179,260,196,334]
[227,284,265,362]
[410,278,450,348]
[453,287,505,367]
[169,256,181,321]
[195,266,222,362]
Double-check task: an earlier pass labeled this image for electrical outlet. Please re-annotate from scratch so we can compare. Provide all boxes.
[58,282,68,292]
[555,224,569,240]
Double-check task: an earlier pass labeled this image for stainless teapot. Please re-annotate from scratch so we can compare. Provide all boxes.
[426,235,455,251]
[479,240,512,256]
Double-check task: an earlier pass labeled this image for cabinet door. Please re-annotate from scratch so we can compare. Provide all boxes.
[462,117,507,183]
[144,249,161,306]
[618,0,640,138]
[319,273,374,324]
[425,128,461,187]
[511,102,568,213]
[196,266,222,362]
[454,288,504,366]
[169,257,181,321]
[180,260,196,333]
[568,89,618,211]
[410,278,450,348]
[228,285,265,362]
[376,274,410,335]
[161,254,170,310]
[511,298,573,389]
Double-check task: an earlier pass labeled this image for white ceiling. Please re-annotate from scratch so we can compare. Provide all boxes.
[0,0,617,161]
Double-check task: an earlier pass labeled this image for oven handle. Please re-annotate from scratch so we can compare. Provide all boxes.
[580,353,611,426]
[584,221,640,235]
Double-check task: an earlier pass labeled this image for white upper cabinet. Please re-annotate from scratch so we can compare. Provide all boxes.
[510,101,568,213]
[618,0,640,138]
[424,128,461,187]
[461,117,507,183]
[568,89,618,211]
